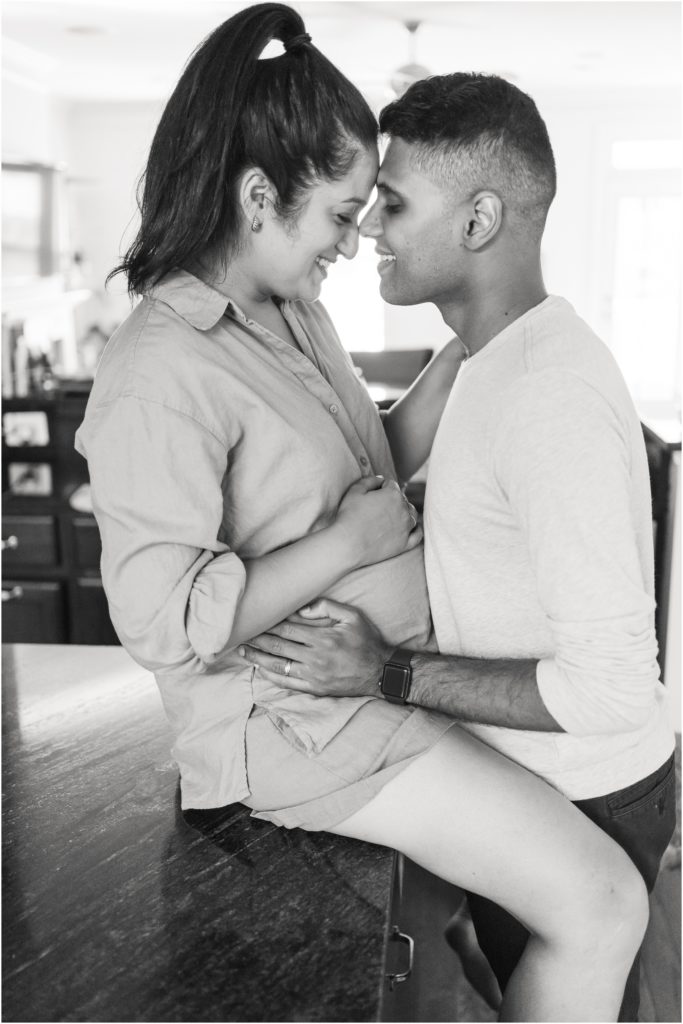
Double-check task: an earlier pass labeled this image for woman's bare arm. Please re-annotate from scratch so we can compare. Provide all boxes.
[383,338,468,483]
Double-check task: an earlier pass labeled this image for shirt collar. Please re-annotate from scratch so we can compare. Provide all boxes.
[148,270,235,331]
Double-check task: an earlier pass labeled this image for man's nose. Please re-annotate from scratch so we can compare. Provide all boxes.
[360,201,381,238]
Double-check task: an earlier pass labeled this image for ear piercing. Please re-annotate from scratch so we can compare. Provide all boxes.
[251,196,266,232]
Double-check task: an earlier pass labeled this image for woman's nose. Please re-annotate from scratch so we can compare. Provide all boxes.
[337,225,360,260]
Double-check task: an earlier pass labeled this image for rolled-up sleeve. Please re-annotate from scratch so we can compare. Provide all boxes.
[80,395,246,673]
[493,370,659,736]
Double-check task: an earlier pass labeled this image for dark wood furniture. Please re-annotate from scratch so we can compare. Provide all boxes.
[641,419,681,679]
[1,389,118,644]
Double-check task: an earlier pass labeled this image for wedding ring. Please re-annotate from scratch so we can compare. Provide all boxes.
[284,659,292,677]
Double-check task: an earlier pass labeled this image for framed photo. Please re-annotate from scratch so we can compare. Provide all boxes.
[7,462,53,496]
[3,411,50,447]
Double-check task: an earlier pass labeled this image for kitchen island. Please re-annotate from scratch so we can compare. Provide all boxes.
[2,644,402,1023]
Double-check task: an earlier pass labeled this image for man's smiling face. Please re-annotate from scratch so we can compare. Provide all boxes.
[360,138,471,309]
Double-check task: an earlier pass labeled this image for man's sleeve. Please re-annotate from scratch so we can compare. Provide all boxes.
[83,395,246,674]
[493,369,659,735]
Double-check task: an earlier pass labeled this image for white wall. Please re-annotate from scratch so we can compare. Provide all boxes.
[64,101,164,337]
[2,71,68,165]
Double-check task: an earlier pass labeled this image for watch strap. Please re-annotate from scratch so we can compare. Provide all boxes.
[386,647,414,668]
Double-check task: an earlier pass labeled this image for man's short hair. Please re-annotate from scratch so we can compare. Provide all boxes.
[380,74,556,234]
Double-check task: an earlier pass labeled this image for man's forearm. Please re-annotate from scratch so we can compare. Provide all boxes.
[409,652,565,731]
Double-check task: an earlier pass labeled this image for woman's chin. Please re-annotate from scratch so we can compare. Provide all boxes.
[283,279,322,304]
[299,282,323,303]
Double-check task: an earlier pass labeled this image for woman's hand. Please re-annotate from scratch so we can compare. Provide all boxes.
[332,475,422,569]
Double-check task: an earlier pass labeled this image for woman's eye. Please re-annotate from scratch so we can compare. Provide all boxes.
[385,205,402,215]
[335,214,353,225]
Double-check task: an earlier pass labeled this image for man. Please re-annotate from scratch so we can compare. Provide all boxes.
[241,73,676,1020]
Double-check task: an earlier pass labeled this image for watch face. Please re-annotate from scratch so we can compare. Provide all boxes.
[383,664,410,699]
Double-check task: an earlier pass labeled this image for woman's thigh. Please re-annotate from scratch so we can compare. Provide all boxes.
[328,725,638,940]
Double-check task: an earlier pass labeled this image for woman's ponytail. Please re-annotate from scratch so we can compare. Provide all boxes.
[111,3,377,297]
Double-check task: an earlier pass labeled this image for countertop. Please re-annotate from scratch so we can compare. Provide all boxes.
[2,644,396,1023]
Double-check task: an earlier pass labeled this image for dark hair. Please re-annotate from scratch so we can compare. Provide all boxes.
[111,3,377,296]
[380,73,556,228]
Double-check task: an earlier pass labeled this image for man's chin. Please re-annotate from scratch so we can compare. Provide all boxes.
[379,279,419,306]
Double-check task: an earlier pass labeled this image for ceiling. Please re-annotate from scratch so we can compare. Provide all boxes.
[3,0,681,104]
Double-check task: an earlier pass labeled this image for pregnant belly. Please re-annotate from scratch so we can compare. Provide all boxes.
[323,544,433,649]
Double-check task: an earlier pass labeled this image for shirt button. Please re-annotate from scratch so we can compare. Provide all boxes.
[329,404,339,415]
[360,456,369,467]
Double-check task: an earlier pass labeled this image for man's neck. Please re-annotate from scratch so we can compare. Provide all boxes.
[439,271,548,356]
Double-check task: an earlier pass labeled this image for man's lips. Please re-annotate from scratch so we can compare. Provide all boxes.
[376,252,396,273]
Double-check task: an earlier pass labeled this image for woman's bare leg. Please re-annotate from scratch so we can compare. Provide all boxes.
[328,727,648,1023]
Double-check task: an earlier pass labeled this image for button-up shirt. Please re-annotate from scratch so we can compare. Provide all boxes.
[76,271,432,808]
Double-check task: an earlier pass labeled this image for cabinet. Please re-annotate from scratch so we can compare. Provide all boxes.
[381,856,492,1023]
[2,580,66,642]
[2,390,118,645]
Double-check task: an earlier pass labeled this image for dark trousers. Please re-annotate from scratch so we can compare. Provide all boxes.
[467,754,677,1023]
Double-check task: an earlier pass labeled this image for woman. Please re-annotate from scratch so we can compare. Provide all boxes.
[76,5,647,1020]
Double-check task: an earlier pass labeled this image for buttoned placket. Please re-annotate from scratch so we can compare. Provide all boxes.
[225,302,376,478]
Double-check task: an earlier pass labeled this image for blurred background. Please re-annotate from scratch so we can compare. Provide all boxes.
[3,0,681,411]
[1,1,681,710]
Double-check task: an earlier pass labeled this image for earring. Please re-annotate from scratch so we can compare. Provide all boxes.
[251,215,262,233]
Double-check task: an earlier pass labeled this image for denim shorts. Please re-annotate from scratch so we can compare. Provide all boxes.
[242,698,455,831]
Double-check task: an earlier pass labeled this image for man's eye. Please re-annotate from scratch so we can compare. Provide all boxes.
[384,205,402,215]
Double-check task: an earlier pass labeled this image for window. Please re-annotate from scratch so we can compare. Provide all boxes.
[598,140,681,416]
[2,163,60,282]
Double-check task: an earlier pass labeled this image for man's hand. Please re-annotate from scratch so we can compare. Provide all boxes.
[238,599,392,697]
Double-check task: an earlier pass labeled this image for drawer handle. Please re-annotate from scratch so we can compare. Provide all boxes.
[386,926,414,989]
[2,535,19,551]
[2,586,24,602]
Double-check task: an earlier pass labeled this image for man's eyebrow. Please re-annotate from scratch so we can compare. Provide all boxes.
[377,181,402,199]
[338,196,368,206]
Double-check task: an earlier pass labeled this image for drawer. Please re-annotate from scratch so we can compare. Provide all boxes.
[2,580,66,643]
[2,515,59,567]
[72,516,102,570]
[70,578,119,645]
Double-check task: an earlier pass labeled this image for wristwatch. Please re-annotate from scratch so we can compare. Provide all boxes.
[379,647,414,704]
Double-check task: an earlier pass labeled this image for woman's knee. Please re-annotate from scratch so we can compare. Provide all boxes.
[568,844,649,960]
[597,848,649,947]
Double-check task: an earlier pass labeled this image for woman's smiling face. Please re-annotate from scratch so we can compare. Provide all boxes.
[255,146,379,302]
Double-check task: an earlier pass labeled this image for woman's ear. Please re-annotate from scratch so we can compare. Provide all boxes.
[238,169,277,231]
[462,191,503,250]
